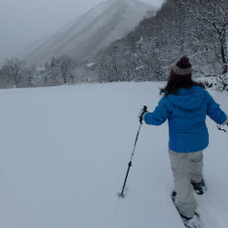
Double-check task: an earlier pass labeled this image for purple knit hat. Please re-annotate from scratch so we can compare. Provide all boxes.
[170,56,192,82]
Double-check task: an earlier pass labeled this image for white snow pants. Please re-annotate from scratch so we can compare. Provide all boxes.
[168,149,203,218]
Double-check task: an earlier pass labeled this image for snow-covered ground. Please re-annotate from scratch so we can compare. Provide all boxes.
[0,82,228,228]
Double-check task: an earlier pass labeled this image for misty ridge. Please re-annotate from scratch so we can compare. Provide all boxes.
[20,0,155,65]
[0,0,227,91]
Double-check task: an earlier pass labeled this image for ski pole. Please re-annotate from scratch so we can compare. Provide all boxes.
[118,106,147,198]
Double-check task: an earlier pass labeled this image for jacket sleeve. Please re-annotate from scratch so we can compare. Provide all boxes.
[143,97,170,126]
[206,91,227,124]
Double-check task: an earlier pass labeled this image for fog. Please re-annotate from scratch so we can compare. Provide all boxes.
[0,0,163,65]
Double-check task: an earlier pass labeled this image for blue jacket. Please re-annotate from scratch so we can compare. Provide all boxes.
[144,86,226,153]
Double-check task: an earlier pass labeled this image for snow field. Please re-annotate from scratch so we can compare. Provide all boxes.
[0,82,227,228]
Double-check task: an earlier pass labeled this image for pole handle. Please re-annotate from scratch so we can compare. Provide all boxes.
[143,105,147,111]
[139,105,148,124]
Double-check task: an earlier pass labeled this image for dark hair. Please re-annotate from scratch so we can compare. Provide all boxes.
[160,78,205,95]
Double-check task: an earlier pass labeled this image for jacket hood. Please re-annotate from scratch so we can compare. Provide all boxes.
[167,86,205,111]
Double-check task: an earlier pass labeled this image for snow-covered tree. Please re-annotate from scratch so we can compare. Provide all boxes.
[182,0,228,74]
[1,58,26,88]
[44,55,77,85]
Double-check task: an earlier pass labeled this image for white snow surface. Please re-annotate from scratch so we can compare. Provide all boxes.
[1,82,228,228]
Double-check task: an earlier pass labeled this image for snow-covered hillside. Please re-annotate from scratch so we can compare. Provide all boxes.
[20,0,156,66]
[0,82,228,228]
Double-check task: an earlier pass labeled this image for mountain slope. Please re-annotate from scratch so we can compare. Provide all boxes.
[21,0,156,65]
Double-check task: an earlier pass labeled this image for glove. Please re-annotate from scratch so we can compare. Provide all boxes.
[138,106,148,124]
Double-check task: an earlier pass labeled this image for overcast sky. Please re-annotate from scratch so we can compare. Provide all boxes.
[0,0,164,65]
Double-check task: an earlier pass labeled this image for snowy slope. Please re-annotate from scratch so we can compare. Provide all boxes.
[20,0,156,66]
[0,82,228,228]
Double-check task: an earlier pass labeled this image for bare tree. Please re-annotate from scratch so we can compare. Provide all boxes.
[1,58,26,88]
[23,64,36,87]
[56,55,77,84]
[44,55,77,85]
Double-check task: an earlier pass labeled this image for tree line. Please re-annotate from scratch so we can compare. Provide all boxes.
[0,56,97,88]
[96,0,228,90]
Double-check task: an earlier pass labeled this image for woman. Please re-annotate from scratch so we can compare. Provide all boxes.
[139,56,228,228]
